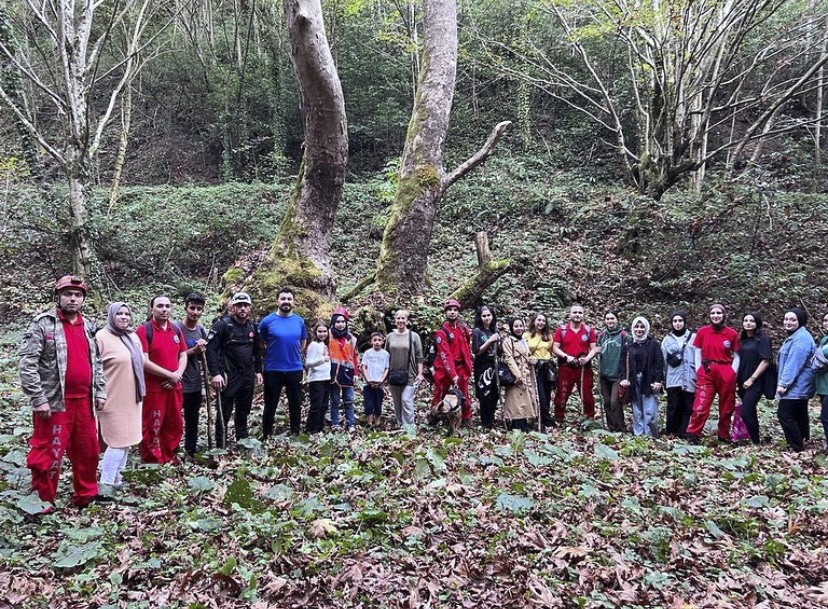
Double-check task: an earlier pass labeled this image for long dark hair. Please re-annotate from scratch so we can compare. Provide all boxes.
[739,311,764,340]
[507,317,523,338]
[527,311,552,341]
[474,305,498,332]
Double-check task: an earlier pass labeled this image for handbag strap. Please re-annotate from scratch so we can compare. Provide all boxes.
[625,343,630,382]
[406,329,414,370]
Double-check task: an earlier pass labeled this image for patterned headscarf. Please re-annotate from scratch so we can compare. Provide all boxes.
[106,302,146,402]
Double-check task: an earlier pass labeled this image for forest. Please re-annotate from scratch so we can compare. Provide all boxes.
[1,0,828,607]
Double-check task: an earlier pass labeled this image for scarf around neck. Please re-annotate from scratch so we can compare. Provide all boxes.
[106,301,146,402]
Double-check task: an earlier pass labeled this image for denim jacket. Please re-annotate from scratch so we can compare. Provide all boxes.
[776,326,815,400]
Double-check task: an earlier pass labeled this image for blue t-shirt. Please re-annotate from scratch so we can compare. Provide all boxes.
[259,313,307,372]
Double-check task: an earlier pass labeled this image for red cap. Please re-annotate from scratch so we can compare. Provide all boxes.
[333,306,350,320]
[443,298,462,311]
[55,275,88,295]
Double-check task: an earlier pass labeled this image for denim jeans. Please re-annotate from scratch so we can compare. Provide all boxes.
[632,374,659,437]
[330,385,355,428]
[363,385,384,417]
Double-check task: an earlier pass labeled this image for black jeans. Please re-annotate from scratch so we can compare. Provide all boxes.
[737,384,763,444]
[215,380,254,448]
[534,362,555,426]
[305,380,330,434]
[777,398,810,451]
[665,387,694,438]
[820,394,828,449]
[599,377,625,431]
[263,371,304,436]
[182,390,203,455]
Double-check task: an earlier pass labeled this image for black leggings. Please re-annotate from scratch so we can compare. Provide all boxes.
[474,363,498,429]
[534,361,555,426]
[665,387,694,438]
[777,398,810,451]
[737,384,763,444]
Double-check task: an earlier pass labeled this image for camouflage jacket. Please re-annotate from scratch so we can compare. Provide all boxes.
[18,310,107,412]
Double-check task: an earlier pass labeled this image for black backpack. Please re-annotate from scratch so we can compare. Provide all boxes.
[424,322,468,374]
[424,336,438,375]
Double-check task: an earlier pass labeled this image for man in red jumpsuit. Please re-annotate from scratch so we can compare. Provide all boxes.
[686,303,740,443]
[19,275,107,510]
[430,299,473,424]
[552,303,600,424]
[136,295,188,463]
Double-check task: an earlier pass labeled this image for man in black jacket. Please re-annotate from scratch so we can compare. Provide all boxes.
[206,292,263,448]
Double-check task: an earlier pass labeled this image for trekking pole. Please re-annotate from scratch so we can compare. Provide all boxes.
[215,385,225,448]
[200,352,213,450]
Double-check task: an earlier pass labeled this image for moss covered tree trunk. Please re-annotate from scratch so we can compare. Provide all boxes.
[236,0,347,317]
[374,0,457,301]
[374,0,510,303]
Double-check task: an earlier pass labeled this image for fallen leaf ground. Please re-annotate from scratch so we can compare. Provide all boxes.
[1,390,827,609]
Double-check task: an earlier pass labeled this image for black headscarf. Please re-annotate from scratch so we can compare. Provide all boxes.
[670,310,689,336]
[786,307,808,335]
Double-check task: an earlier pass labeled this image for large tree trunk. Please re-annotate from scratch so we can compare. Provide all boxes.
[374,0,458,301]
[66,158,97,278]
[230,0,347,318]
[369,0,510,306]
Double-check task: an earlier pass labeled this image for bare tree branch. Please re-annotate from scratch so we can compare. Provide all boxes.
[443,120,512,194]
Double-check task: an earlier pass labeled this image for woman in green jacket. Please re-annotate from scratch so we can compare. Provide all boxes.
[817,312,828,453]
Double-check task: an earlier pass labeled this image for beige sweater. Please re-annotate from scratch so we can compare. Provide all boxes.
[96,329,143,448]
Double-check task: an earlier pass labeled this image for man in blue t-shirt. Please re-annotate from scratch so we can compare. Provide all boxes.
[259,287,307,436]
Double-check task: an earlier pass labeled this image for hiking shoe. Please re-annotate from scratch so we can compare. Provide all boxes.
[686,434,701,445]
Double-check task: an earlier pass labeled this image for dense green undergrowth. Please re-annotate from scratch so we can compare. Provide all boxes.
[0,397,827,608]
[1,157,827,607]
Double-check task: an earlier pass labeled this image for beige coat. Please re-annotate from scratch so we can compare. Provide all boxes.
[502,335,539,421]
[96,329,143,447]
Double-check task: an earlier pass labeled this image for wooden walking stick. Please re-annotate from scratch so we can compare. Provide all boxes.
[200,352,213,450]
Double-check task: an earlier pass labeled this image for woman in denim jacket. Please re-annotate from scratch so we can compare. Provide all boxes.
[775,308,816,452]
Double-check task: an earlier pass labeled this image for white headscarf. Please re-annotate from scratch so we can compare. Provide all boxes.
[631,316,650,343]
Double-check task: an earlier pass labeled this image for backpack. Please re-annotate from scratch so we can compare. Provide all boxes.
[560,323,593,345]
[143,320,187,348]
[812,340,828,372]
[597,328,627,348]
[425,322,469,370]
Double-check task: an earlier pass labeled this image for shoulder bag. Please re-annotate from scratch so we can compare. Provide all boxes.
[388,331,414,386]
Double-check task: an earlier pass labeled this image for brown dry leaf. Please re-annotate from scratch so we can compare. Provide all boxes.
[310,518,338,538]
[807,582,828,606]
[552,545,588,563]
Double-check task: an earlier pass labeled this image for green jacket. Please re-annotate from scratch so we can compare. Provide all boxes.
[18,310,107,412]
[816,336,828,397]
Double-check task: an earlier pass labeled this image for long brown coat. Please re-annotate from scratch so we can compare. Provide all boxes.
[96,329,143,448]
[502,335,539,422]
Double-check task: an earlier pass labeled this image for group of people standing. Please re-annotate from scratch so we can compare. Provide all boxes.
[17,275,828,511]
[469,302,828,454]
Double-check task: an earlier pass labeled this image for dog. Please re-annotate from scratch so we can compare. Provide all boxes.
[427,387,464,435]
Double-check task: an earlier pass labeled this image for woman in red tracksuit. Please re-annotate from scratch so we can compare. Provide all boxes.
[686,304,740,443]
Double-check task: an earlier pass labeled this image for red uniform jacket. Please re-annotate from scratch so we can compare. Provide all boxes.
[434,322,472,377]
